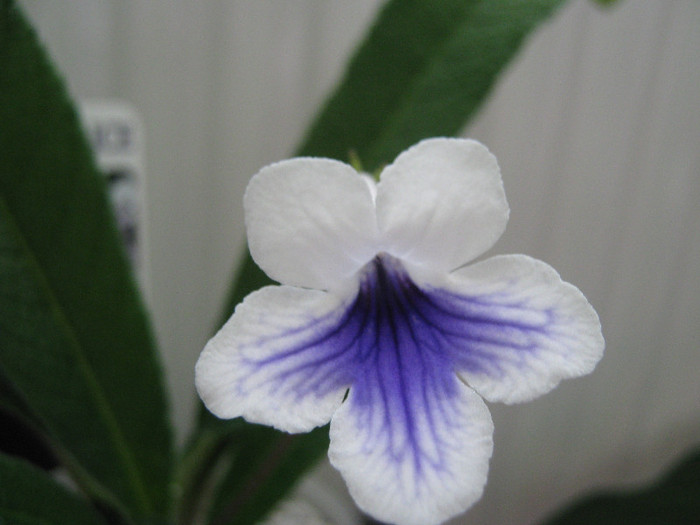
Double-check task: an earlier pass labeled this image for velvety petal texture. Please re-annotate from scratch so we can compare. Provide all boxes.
[330,382,492,525]
[197,138,604,525]
[440,255,604,404]
[376,138,509,271]
[195,285,354,433]
[326,254,495,525]
[245,157,379,290]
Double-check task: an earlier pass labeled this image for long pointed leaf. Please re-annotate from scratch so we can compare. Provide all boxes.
[0,2,171,520]
[297,0,567,170]
[0,452,107,525]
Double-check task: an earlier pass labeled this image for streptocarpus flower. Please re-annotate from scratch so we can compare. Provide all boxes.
[195,138,604,525]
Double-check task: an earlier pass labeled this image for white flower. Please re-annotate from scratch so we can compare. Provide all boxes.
[195,138,604,525]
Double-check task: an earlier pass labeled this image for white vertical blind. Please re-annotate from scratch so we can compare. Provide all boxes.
[465,2,700,523]
[20,1,700,523]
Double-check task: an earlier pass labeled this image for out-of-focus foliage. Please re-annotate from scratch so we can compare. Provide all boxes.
[542,447,700,525]
[1,1,171,523]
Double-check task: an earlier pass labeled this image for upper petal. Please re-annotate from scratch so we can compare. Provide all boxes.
[375,138,509,271]
[245,157,379,290]
[410,254,604,404]
[195,284,360,433]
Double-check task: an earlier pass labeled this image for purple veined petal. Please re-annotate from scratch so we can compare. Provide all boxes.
[195,285,363,433]
[321,253,600,523]
[330,382,492,525]
[326,255,494,525]
[197,254,497,523]
[408,254,605,404]
[199,251,600,523]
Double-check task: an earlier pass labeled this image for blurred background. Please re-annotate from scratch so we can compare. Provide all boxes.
[19,1,699,524]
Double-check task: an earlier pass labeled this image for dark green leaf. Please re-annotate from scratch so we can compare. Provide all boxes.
[0,2,172,521]
[206,426,329,525]
[193,0,570,522]
[175,424,246,525]
[0,452,107,525]
[0,408,58,471]
[297,0,568,171]
[541,447,700,525]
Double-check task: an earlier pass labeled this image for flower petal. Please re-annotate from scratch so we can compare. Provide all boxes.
[245,158,379,289]
[375,138,509,271]
[410,254,604,404]
[329,380,493,525]
[195,285,360,432]
[306,255,492,524]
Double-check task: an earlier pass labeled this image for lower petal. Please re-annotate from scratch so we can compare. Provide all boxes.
[411,254,604,404]
[329,379,493,525]
[195,285,360,433]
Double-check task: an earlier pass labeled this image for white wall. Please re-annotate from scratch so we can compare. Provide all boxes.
[20,1,700,524]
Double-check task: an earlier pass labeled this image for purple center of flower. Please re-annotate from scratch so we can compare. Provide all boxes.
[344,254,462,472]
[250,253,553,475]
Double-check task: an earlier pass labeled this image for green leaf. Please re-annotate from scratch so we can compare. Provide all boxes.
[192,0,570,522]
[0,409,58,472]
[297,0,568,171]
[205,426,329,525]
[0,2,172,521]
[175,423,246,525]
[0,452,107,525]
[541,447,700,525]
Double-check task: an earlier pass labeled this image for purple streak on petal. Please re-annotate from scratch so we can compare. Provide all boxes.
[346,255,464,479]
[240,295,367,401]
[339,254,559,482]
[242,253,550,484]
[408,283,556,377]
